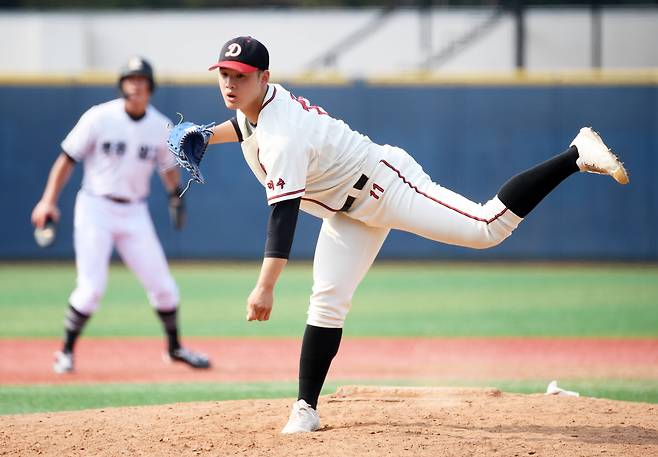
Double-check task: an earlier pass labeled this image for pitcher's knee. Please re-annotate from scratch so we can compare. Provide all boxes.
[306,303,348,328]
[462,212,521,249]
[462,198,523,249]
[307,287,351,328]
[467,234,507,250]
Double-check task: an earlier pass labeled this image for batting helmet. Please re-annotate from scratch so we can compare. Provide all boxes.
[118,56,155,93]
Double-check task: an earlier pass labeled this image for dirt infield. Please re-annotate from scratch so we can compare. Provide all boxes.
[2,337,658,384]
[2,386,658,457]
[2,338,658,456]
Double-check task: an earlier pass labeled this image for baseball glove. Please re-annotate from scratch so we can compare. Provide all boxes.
[167,119,215,194]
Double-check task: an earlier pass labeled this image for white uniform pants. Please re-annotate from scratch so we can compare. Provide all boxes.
[68,191,179,315]
[307,146,523,328]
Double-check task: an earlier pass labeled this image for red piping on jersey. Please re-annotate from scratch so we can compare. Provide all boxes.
[379,159,509,224]
[301,197,341,212]
[261,86,277,110]
[254,88,276,174]
[268,188,305,202]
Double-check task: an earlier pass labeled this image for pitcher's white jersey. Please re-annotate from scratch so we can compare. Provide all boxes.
[232,83,522,330]
[235,84,377,218]
[61,98,175,202]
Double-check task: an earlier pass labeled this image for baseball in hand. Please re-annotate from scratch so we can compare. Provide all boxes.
[34,218,56,248]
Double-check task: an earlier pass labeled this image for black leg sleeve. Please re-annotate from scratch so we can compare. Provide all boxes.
[298,324,343,409]
[497,146,579,218]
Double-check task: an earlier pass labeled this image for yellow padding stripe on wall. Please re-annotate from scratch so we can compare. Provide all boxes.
[0,70,656,87]
[366,69,658,86]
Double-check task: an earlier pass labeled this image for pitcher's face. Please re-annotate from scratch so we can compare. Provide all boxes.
[218,68,268,111]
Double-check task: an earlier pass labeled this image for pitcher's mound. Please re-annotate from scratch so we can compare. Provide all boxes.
[332,384,504,398]
[3,386,657,456]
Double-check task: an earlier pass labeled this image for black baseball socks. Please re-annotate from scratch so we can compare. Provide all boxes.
[61,305,182,355]
[157,308,181,353]
[298,324,342,409]
[497,146,579,218]
[62,304,90,354]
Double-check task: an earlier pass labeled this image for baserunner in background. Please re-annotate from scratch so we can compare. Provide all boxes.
[31,57,210,374]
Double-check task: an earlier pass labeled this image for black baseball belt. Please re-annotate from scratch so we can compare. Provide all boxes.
[340,173,369,212]
[103,195,133,204]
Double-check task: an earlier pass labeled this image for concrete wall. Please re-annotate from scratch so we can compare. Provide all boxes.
[0,7,656,78]
[1,81,655,260]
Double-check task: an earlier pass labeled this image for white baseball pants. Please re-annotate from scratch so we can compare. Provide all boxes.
[68,191,179,315]
[307,146,522,328]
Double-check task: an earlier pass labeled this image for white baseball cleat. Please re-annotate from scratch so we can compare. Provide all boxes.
[53,351,74,374]
[571,127,629,184]
[281,399,320,434]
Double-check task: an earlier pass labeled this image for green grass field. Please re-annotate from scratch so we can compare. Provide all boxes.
[2,261,657,338]
[2,379,658,416]
[1,261,657,414]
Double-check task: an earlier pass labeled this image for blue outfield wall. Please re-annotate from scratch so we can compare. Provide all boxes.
[1,82,656,260]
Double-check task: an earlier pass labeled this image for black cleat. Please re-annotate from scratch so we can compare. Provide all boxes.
[167,347,211,369]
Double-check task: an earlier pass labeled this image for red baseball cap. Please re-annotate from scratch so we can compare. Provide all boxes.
[208,36,269,73]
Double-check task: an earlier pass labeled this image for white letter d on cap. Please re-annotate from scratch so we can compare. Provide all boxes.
[225,43,242,57]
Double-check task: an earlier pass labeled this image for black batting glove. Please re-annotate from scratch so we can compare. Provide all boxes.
[168,186,186,231]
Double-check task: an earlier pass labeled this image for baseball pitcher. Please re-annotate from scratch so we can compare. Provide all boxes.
[168,36,628,433]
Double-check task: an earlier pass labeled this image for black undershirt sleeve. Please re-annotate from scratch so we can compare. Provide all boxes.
[264,197,301,259]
